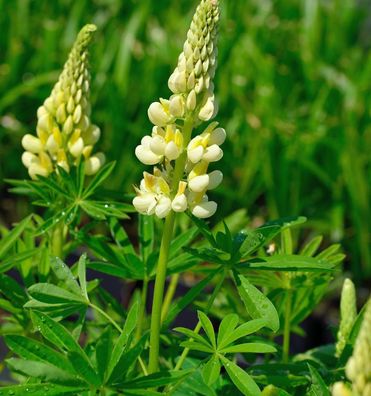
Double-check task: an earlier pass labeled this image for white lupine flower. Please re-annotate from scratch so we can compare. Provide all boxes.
[171,181,188,212]
[21,25,103,180]
[187,123,225,164]
[133,171,172,217]
[135,136,162,165]
[192,199,217,219]
[135,125,184,165]
[133,0,223,220]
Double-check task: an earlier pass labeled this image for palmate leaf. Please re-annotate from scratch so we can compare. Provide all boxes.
[68,351,101,387]
[163,270,220,328]
[0,248,39,273]
[83,161,116,199]
[0,384,88,395]
[220,355,261,396]
[198,311,216,348]
[117,370,192,389]
[234,274,280,332]
[106,299,139,380]
[202,355,221,385]
[174,327,212,348]
[239,254,335,272]
[219,342,277,354]
[218,319,267,350]
[30,311,86,355]
[0,215,33,258]
[6,358,81,385]
[109,217,137,256]
[5,334,75,374]
[27,283,87,305]
[50,256,81,295]
[217,314,239,347]
[0,273,27,307]
[180,341,214,353]
[95,326,113,381]
[248,363,309,388]
[78,253,89,301]
[108,335,147,384]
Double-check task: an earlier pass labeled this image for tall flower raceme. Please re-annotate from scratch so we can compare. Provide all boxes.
[133,0,224,220]
[137,0,223,374]
[21,24,105,180]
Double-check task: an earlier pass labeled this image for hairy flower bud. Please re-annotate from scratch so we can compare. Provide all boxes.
[336,279,357,357]
[168,0,219,120]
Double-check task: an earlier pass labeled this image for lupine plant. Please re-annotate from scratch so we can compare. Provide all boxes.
[0,1,369,395]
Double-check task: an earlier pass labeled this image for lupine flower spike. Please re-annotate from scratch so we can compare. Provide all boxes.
[21,24,105,179]
[133,0,224,219]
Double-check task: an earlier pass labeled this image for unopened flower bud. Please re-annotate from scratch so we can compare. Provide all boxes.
[22,134,43,153]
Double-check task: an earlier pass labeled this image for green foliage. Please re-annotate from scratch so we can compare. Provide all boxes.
[0,1,367,394]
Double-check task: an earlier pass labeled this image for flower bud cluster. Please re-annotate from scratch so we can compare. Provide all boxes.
[336,278,357,357]
[345,299,371,396]
[21,24,105,180]
[133,0,224,219]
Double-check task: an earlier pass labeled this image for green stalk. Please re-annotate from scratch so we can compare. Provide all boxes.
[148,119,193,374]
[174,269,226,371]
[283,289,293,363]
[161,273,180,323]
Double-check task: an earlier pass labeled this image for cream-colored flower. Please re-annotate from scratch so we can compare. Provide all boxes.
[187,123,225,164]
[133,0,223,220]
[21,24,103,179]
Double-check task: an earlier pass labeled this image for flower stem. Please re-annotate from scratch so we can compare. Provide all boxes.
[283,289,293,363]
[161,273,180,323]
[174,269,226,371]
[148,119,194,374]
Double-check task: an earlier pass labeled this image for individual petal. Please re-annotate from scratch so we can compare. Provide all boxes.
[168,69,187,94]
[135,145,161,165]
[207,170,223,189]
[148,102,172,126]
[83,124,101,145]
[46,134,59,154]
[203,144,223,162]
[21,152,37,168]
[21,134,43,153]
[186,89,197,111]
[150,136,166,156]
[165,141,181,161]
[133,194,157,214]
[69,137,84,157]
[172,194,188,212]
[155,196,172,218]
[169,95,185,118]
[85,154,104,175]
[28,163,50,180]
[188,145,204,163]
[188,174,210,192]
[192,201,217,219]
[209,127,226,146]
[198,96,215,121]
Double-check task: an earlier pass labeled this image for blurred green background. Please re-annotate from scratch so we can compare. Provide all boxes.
[0,0,370,280]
